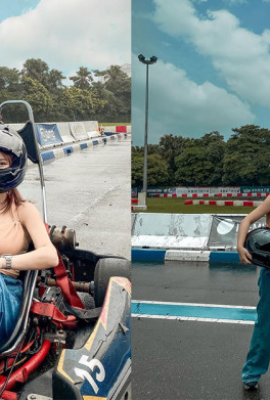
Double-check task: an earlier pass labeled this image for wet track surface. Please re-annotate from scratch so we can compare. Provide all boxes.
[19,139,131,259]
[132,261,270,400]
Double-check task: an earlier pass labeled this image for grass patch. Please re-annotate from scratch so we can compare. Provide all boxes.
[133,197,257,214]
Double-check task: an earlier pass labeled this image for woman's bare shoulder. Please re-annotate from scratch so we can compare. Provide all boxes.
[16,201,42,222]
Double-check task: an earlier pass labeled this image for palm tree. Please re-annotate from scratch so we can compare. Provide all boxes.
[70,67,93,90]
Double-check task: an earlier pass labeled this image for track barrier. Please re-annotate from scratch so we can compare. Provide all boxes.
[132,213,266,262]
[184,200,262,207]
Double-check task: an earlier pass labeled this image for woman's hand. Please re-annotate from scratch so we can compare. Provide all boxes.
[238,246,252,265]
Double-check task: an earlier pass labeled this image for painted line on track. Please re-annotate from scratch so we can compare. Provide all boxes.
[131,300,257,324]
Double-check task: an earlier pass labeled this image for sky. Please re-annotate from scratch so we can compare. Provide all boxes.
[132,0,270,145]
[0,0,131,85]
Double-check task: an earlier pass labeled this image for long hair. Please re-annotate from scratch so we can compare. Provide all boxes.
[1,188,25,214]
[0,152,25,214]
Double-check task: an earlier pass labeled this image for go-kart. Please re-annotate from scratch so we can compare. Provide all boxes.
[0,101,131,400]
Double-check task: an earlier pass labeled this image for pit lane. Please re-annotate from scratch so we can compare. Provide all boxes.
[19,138,131,260]
[131,261,270,400]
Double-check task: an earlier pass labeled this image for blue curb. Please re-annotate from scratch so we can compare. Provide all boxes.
[41,150,55,162]
[210,251,240,263]
[110,136,116,141]
[132,248,241,263]
[80,143,88,149]
[131,302,256,321]
[92,140,99,146]
[63,146,74,155]
[132,248,166,261]
[102,138,107,143]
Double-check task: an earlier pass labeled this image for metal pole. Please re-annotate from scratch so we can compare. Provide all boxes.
[143,63,149,195]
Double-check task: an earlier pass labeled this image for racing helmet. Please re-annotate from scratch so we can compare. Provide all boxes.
[245,227,270,268]
[0,125,27,193]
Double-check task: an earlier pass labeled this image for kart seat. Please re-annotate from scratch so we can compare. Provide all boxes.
[0,270,38,355]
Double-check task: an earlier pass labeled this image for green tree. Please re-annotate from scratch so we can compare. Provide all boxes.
[67,87,97,120]
[159,134,189,184]
[21,76,53,121]
[21,59,50,88]
[223,125,270,186]
[47,69,66,92]
[95,66,131,122]
[175,132,225,186]
[132,153,170,187]
[70,67,93,90]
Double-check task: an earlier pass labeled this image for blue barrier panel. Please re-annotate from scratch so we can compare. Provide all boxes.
[41,151,55,162]
[102,138,107,143]
[63,146,74,155]
[80,143,88,149]
[209,251,240,263]
[36,123,63,146]
[92,140,99,146]
[132,248,166,261]
[104,132,113,136]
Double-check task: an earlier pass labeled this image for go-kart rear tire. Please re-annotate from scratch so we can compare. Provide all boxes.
[94,258,131,307]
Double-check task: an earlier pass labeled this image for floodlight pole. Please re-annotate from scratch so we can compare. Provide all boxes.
[138,54,157,203]
[143,63,149,194]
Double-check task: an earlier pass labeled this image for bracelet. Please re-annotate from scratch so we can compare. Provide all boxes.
[1,255,12,270]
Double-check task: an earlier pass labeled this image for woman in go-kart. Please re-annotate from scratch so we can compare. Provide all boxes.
[0,125,58,347]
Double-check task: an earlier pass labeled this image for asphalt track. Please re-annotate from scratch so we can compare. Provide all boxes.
[19,138,131,259]
[131,261,270,400]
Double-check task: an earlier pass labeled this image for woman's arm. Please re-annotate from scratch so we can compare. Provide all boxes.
[0,202,58,271]
[237,195,270,264]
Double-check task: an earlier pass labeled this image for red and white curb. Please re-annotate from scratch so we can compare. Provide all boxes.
[184,200,262,206]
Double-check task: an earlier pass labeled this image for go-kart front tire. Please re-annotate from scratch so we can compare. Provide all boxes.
[94,258,131,307]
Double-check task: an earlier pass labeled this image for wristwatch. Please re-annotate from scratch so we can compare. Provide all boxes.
[1,255,13,270]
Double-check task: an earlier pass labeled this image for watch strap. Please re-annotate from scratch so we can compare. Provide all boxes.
[1,255,12,270]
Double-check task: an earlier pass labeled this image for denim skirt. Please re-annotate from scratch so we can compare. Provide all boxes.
[0,273,23,347]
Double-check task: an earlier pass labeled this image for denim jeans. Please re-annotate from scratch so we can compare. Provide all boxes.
[242,268,270,383]
[0,273,23,348]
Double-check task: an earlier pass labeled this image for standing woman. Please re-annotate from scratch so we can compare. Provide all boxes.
[0,125,58,347]
[237,197,270,390]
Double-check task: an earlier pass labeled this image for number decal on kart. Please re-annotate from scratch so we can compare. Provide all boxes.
[74,356,105,394]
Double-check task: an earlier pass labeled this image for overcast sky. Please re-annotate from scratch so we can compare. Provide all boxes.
[0,0,131,85]
[132,0,270,145]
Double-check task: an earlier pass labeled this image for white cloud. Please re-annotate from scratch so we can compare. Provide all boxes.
[132,55,254,145]
[0,0,131,75]
[153,0,270,109]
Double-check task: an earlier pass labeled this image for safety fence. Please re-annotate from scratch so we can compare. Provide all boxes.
[132,186,270,198]
[10,121,131,149]
[8,121,130,165]
[132,213,266,262]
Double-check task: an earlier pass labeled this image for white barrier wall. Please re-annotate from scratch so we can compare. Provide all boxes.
[54,122,75,143]
[84,120,98,132]
[132,213,266,250]
[103,126,116,133]
[132,213,213,249]
[69,122,88,140]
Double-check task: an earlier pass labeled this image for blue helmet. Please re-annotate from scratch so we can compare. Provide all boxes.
[0,125,27,192]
